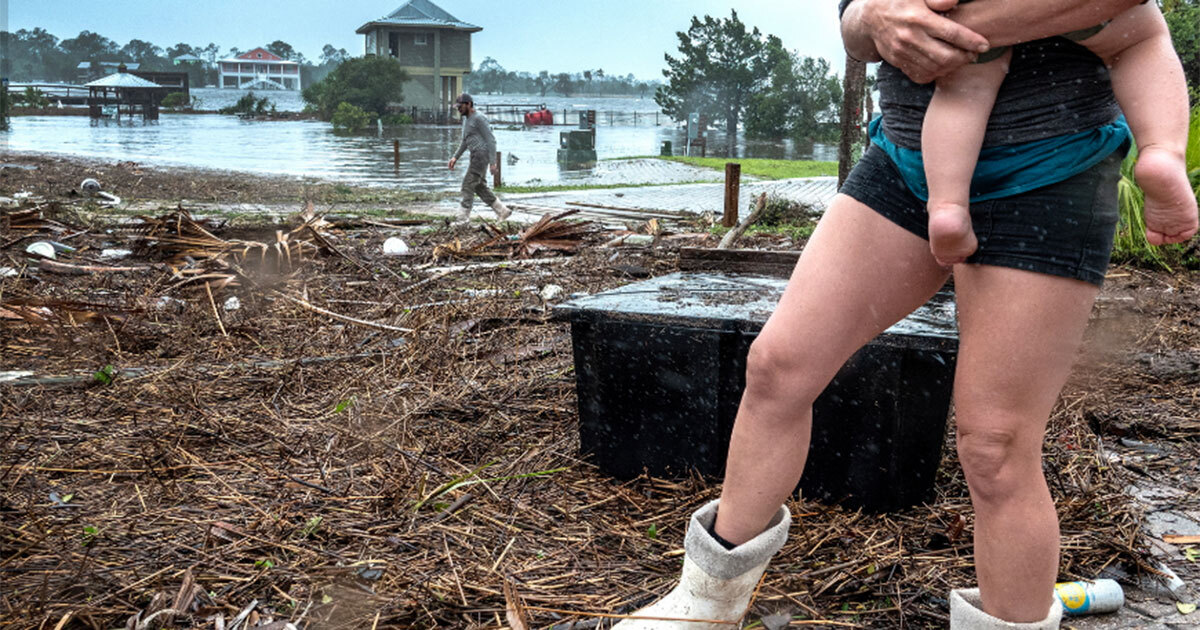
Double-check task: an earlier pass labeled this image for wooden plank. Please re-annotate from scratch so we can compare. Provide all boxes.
[678,247,800,278]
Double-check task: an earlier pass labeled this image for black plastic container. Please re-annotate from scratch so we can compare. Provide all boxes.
[555,272,959,512]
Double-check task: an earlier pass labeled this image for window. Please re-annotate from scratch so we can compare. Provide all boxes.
[256,53,263,59]
[414,34,428,46]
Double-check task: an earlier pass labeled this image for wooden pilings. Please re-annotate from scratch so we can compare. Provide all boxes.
[723,162,741,228]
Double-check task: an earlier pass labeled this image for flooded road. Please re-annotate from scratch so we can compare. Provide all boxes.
[2,109,835,191]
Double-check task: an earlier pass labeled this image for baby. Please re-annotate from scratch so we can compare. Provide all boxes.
[923,0,1198,266]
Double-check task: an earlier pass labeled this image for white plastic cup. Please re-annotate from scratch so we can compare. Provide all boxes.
[1055,579,1124,615]
[25,241,56,259]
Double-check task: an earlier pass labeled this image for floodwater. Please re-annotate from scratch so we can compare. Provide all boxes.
[2,95,836,191]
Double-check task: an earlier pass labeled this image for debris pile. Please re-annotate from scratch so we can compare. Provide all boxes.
[1,192,1195,629]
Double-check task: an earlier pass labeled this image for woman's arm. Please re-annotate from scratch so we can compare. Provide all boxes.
[842,0,1146,84]
[951,0,1146,48]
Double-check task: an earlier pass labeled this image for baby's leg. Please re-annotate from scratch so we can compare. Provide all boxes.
[1082,4,1198,245]
[922,49,1011,266]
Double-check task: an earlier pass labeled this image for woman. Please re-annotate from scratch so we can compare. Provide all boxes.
[612,0,1195,628]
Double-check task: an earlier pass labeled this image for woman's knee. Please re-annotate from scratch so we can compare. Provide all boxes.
[956,424,1043,503]
[743,334,827,407]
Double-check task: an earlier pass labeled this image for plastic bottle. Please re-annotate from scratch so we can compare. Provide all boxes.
[1055,579,1125,615]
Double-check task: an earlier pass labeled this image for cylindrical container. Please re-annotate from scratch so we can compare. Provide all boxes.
[1055,579,1124,615]
[25,241,56,259]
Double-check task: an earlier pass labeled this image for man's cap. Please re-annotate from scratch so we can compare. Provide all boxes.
[455,93,474,105]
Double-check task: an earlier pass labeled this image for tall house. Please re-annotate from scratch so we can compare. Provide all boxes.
[357,0,481,113]
[218,48,302,91]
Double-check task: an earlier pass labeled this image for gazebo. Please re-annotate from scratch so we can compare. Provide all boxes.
[85,72,169,121]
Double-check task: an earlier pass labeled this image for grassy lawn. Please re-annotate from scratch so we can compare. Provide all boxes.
[657,156,837,179]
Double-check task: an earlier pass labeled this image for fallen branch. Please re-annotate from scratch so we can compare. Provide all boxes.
[718,193,768,250]
[38,259,156,275]
[273,291,414,333]
[422,257,571,274]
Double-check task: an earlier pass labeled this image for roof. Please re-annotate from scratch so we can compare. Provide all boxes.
[85,73,164,89]
[356,0,482,34]
[172,54,204,62]
[238,48,285,62]
[76,61,140,70]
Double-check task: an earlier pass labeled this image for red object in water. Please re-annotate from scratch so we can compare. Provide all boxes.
[524,108,554,126]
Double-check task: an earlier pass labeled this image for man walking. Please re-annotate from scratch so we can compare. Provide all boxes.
[448,93,511,223]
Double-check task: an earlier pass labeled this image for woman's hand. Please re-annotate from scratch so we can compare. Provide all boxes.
[843,0,990,84]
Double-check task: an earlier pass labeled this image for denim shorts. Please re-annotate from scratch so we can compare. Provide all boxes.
[840,144,1124,286]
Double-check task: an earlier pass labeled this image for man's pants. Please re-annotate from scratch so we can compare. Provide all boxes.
[460,153,496,210]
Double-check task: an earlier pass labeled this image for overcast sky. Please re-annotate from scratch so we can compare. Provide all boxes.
[7,1,848,79]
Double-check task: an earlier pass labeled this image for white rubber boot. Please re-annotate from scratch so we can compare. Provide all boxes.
[613,500,791,629]
[454,206,472,224]
[491,199,512,220]
[950,589,1062,629]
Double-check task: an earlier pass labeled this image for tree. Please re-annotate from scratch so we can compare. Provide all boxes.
[120,39,165,68]
[477,57,505,94]
[320,44,349,66]
[266,40,298,61]
[552,73,577,97]
[302,55,409,120]
[60,30,119,62]
[656,11,776,156]
[745,43,841,142]
[536,71,550,97]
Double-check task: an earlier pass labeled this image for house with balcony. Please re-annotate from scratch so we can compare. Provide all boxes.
[357,0,481,114]
[218,48,301,91]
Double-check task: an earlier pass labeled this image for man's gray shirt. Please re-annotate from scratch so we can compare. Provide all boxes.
[838,0,1122,150]
[454,112,497,164]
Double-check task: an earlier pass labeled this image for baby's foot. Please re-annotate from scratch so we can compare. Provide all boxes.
[928,202,978,267]
[1135,146,1198,246]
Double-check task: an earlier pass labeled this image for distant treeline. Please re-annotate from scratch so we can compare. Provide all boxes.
[0,29,349,88]
[463,57,659,98]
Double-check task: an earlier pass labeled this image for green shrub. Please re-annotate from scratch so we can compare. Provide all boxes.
[161,92,190,109]
[18,86,50,109]
[380,113,414,127]
[220,91,273,116]
[758,195,821,227]
[331,102,372,133]
[302,56,409,120]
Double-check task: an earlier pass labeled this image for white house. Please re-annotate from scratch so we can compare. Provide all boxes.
[218,48,301,91]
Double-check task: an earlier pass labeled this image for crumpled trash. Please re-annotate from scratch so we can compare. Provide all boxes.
[539,284,564,301]
[100,249,132,260]
[0,371,35,382]
[383,237,410,256]
[223,296,242,311]
[0,267,17,278]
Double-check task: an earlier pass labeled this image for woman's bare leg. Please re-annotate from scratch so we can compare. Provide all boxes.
[713,193,949,544]
[922,50,1011,267]
[952,265,1100,622]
